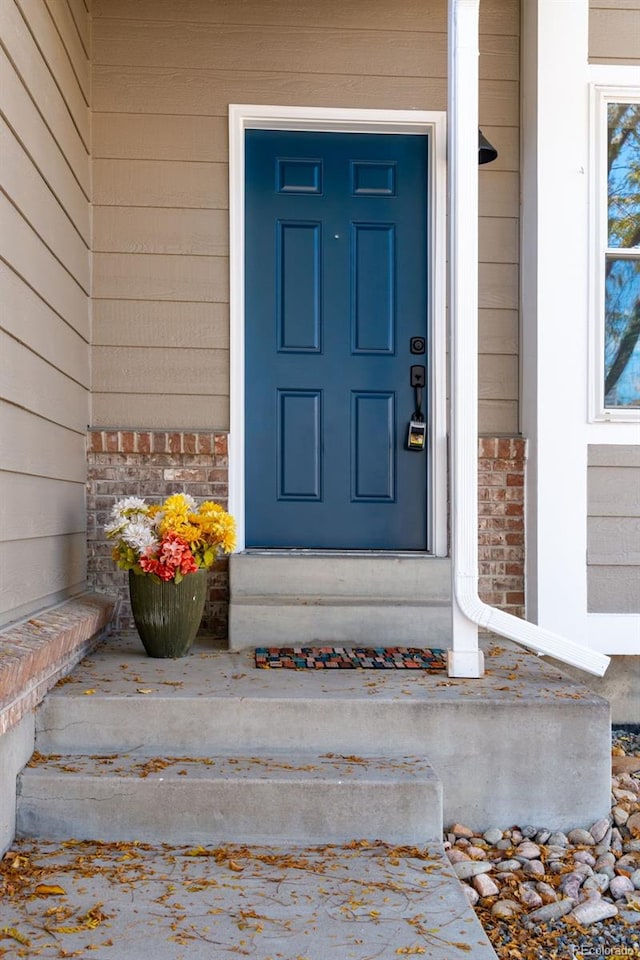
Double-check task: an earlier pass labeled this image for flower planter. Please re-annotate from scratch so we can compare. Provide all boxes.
[128,568,208,658]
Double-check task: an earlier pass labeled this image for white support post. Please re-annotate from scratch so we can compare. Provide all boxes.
[447,0,485,678]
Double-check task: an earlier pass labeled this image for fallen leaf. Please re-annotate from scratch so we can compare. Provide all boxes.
[83,689,96,696]
[35,884,66,897]
[0,926,30,945]
[136,688,153,695]
[228,860,244,872]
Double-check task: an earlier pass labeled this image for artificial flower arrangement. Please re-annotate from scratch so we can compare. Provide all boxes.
[105,493,236,583]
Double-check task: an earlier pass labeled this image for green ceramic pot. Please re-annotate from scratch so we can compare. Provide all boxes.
[128,568,208,658]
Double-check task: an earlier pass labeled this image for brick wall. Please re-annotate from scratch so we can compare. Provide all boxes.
[478,437,527,619]
[87,430,230,637]
[87,431,527,636]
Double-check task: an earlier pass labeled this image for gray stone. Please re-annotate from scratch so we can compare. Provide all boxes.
[545,845,569,860]
[526,899,574,923]
[535,829,551,844]
[495,839,512,851]
[483,828,503,846]
[450,822,475,839]
[573,850,596,866]
[589,817,611,844]
[521,825,538,838]
[631,868,640,889]
[567,828,595,845]
[466,845,488,860]
[473,873,501,898]
[448,848,472,864]
[516,840,542,860]
[491,900,523,919]
[613,805,630,828]
[595,851,616,870]
[561,872,585,901]
[570,899,618,925]
[522,859,545,878]
[495,859,523,872]
[549,861,566,875]
[453,861,494,880]
[463,884,480,907]
[610,875,635,900]
[625,840,640,853]
[583,873,610,894]
[535,881,557,903]
[517,884,543,909]
[547,832,569,846]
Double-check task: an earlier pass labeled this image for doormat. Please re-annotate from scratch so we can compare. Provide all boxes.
[254,647,448,670]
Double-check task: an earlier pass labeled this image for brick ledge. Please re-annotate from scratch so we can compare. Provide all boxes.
[0,593,115,736]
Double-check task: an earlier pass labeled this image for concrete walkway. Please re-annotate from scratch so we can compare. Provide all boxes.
[0,837,497,959]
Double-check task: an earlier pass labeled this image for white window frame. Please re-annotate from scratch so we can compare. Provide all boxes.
[228,104,448,556]
[589,76,640,423]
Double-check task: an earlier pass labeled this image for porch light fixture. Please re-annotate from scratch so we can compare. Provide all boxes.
[478,129,498,164]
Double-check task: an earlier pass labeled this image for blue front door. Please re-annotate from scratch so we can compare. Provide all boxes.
[245,130,429,549]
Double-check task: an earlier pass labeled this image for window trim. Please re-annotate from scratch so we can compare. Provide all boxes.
[589,81,640,422]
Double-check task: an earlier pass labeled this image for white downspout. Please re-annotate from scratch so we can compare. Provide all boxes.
[447,0,610,679]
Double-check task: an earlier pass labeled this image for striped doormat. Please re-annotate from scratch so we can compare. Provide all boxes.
[254,647,447,670]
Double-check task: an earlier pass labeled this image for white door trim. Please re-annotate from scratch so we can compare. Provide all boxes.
[229,104,448,555]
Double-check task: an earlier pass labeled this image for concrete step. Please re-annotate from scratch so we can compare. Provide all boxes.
[231,553,452,599]
[31,636,613,832]
[2,836,499,959]
[17,751,443,845]
[229,553,452,648]
[229,597,451,646]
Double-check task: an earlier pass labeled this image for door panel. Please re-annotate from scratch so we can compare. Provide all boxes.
[245,130,428,549]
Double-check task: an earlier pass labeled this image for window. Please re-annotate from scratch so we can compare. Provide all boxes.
[592,89,640,419]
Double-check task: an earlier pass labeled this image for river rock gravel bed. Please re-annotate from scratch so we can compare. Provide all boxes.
[447,728,640,959]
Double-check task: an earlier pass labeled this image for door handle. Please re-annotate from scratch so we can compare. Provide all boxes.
[410,365,426,387]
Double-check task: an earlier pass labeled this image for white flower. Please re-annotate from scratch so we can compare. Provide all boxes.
[121,520,158,554]
[110,497,148,521]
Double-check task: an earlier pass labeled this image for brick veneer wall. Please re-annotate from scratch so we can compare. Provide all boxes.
[478,437,526,620]
[87,431,230,637]
[87,431,527,635]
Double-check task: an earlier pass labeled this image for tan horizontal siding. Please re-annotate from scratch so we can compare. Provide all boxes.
[92,300,229,349]
[0,535,87,617]
[1,332,88,433]
[0,0,90,624]
[590,3,640,63]
[0,262,89,387]
[91,0,520,37]
[588,517,640,565]
[1,120,89,290]
[91,394,230,430]
[0,0,90,194]
[0,474,86,541]
[92,66,519,127]
[587,445,640,614]
[0,48,90,242]
[588,566,640,613]
[0,404,86,483]
[1,194,89,333]
[92,253,229,302]
[91,346,229,395]
[92,159,228,209]
[91,0,520,436]
[477,401,518,435]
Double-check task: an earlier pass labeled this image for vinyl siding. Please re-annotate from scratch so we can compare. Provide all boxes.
[0,0,90,624]
[587,445,640,613]
[91,0,521,434]
[590,0,640,64]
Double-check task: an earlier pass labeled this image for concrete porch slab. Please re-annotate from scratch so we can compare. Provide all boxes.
[32,635,612,833]
[0,838,498,960]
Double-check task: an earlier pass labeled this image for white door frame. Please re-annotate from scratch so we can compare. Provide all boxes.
[229,104,448,555]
